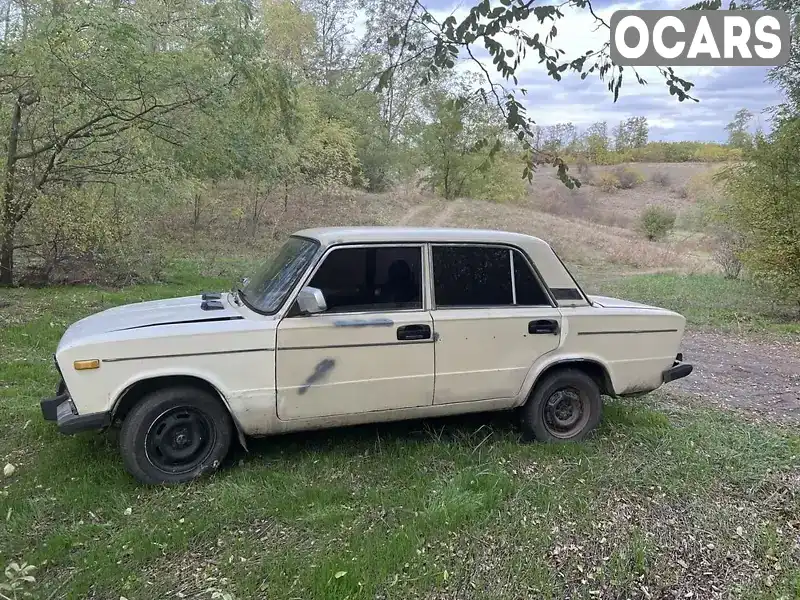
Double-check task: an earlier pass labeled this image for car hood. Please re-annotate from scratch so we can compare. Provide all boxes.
[58,295,242,351]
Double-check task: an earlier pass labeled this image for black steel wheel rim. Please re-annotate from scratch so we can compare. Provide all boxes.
[145,406,216,475]
[542,387,590,439]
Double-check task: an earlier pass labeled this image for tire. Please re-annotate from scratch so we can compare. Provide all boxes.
[119,386,233,485]
[520,368,602,443]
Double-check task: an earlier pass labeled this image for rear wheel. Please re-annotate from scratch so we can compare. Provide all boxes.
[119,386,233,485]
[520,369,602,442]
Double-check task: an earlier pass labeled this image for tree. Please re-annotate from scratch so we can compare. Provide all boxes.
[299,0,357,87]
[725,109,754,149]
[0,0,279,285]
[719,118,800,301]
[757,0,800,116]
[263,0,317,76]
[419,77,520,201]
[613,116,648,151]
[540,123,578,154]
[629,116,649,148]
[613,121,631,152]
[370,0,723,187]
[353,0,437,189]
[583,122,609,162]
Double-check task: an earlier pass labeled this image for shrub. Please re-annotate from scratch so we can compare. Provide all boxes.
[711,228,744,279]
[639,206,676,241]
[17,180,175,285]
[675,203,712,232]
[470,154,527,202]
[650,170,671,186]
[719,119,800,300]
[596,171,620,192]
[612,165,645,189]
[686,167,732,209]
[575,157,592,182]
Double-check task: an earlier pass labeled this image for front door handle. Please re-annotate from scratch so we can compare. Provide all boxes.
[397,324,432,341]
[529,319,559,335]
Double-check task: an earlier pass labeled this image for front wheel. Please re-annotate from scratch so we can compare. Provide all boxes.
[520,369,602,442]
[119,386,233,485]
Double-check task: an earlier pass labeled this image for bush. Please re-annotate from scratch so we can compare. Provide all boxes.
[596,171,620,192]
[17,180,175,285]
[687,168,725,203]
[650,170,670,186]
[639,206,676,241]
[470,154,527,202]
[612,165,645,189]
[575,157,592,182]
[712,228,744,279]
[719,119,800,300]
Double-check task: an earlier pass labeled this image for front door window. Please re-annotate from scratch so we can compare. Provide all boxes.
[308,246,423,313]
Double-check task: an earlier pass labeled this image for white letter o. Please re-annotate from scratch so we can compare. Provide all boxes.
[615,15,649,59]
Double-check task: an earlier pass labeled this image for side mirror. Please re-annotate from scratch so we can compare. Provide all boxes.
[296,286,327,315]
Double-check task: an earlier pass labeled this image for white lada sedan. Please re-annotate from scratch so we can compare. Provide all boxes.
[41,227,692,484]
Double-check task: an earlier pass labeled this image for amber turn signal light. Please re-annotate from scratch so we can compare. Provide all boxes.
[73,359,100,370]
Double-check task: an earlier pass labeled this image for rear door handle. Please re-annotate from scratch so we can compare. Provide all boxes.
[529,319,559,335]
[397,324,432,341]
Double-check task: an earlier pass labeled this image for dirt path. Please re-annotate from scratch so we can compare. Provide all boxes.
[396,204,434,226]
[431,200,462,227]
[672,329,800,424]
[395,200,463,228]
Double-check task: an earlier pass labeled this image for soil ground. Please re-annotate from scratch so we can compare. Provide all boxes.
[675,330,800,424]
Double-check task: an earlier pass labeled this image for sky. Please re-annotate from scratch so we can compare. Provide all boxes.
[418,0,784,142]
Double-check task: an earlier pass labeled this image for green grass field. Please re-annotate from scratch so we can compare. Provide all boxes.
[1,267,799,599]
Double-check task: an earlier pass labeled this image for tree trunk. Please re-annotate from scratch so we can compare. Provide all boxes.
[0,229,13,286]
[0,98,22,285]
[192,192,202,240]
[250,182,261,237]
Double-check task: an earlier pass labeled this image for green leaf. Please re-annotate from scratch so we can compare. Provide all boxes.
[682,0,722,9]
[375,66,395,93]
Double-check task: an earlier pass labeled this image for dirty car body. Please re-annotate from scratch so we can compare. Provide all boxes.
[41,227,693,484]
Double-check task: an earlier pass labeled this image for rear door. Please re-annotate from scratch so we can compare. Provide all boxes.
[430,244,562,404]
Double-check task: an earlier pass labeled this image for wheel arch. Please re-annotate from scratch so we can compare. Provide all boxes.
[111,374,248,451]
[521,357,616,403]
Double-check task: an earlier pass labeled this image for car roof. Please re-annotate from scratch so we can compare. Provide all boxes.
[293,226,552,249]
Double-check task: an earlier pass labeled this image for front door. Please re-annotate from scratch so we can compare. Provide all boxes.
[276,244,434,420]
[429,244,562,404]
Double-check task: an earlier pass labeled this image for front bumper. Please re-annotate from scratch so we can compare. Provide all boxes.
[662,352,693,384]
[41,381,111,435]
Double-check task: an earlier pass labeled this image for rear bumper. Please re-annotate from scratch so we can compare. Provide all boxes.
[662,353,693,384]
[41,385,111,435]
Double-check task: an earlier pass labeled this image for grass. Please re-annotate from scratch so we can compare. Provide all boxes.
[1,268,800,599]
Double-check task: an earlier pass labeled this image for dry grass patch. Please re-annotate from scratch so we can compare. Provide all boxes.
[141,519,312,600]
[650,169,671,186]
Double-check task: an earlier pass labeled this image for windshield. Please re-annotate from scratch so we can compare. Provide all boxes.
[240,236,320,314]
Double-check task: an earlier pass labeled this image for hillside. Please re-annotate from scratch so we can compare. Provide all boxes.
[240,161,717,278]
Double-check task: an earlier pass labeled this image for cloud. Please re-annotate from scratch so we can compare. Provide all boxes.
[423,0,783,141]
